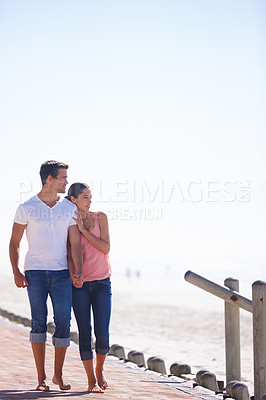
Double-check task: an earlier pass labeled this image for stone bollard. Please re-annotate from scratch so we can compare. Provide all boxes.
[70,331,78,344]
[226,381,250,399]
[15,316,23,324]
[14,315,31,327]
[127,350,135,359]
[196,369,209,383]
[109,344,125,359]
[20,317,31,327]
[147,357,167,375]
[198,371,219,392]
[127,350,146,367]
[47,322,55,334]
[226,380,240,396]
[9,312,17,322]
[0,308,31,327]
[217,380,224,391]
[230,382,250,400]
[170,362,191,376]
[0,308,9,318]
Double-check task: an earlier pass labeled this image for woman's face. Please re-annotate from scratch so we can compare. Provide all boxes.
[72,188,92,213]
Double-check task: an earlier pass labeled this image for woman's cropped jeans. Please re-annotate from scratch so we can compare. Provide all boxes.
[25,269,72,348]
[72,278,112,360]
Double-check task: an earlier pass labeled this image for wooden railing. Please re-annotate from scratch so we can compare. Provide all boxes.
[185,270,266,400]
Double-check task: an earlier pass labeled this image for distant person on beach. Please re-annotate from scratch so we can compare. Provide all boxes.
[9,160,83,392]
[66,182,112,393]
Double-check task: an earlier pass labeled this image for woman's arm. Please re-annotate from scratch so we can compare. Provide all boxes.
[75,211,110,255]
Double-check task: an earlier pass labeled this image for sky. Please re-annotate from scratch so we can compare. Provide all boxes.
[0,0,265,291]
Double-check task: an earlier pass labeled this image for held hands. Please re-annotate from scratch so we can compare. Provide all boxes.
[72,273,84,288]
[72,211,85,233]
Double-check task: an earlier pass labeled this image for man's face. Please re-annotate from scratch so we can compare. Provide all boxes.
[53,168,68,193]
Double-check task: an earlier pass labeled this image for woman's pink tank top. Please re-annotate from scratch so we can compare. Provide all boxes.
[81,212,111,282]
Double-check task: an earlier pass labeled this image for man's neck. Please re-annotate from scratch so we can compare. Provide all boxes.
[37,187,60,208]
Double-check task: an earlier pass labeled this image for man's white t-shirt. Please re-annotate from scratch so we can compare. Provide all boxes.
[14,196,77,271]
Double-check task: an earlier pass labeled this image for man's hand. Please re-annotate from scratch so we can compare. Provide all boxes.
[14,271,28,288]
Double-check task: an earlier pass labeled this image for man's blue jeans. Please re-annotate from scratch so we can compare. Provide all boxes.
[72,278,112,360]
[25,269,72,348]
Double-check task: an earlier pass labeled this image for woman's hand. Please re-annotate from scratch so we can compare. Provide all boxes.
[72,273,84,288]
[72,210,85,233]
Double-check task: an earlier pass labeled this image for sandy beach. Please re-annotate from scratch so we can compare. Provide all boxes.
[0,317,221,400]
[0,273,254,395]
[111,279,254,395]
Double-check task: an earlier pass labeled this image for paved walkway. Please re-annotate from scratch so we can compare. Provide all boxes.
[0,318,218,400]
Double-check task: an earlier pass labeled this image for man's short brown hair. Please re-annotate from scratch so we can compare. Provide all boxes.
[40,160,69,185]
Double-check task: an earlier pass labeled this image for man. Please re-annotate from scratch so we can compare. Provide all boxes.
[9,160,83,392]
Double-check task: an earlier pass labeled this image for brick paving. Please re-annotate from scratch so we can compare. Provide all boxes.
[0,318,217,400]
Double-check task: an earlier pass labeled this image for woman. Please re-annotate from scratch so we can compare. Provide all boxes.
[67,182,112,393]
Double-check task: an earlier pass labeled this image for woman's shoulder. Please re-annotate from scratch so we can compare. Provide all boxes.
[96,211,108,220]
[95,211,109,225]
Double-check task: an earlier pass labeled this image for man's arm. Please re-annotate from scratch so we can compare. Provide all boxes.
[67,238,75,279]
[68,225,83,276]
[9,222,28,288]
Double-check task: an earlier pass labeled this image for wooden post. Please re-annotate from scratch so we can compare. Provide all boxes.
[224,278,241,384]
[252,281,266,400]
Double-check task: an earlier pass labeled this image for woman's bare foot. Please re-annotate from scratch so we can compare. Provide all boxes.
[36,380,50,392]
[96,369,108,390]
[52,375,71,390]
[88,383,104,393]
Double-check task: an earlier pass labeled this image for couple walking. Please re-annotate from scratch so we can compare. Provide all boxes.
[9,160,112,393]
